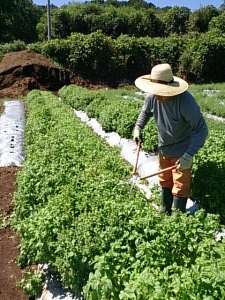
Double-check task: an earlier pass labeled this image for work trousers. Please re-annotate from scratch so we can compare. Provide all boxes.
[158,153,192,198]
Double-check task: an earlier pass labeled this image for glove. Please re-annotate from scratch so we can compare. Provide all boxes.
[133,127,143,144]
[176,153,193,171]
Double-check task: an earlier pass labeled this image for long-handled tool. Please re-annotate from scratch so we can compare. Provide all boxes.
[118,162,177,193]
[118,141,141,193]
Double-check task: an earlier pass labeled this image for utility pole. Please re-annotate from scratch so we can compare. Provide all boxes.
[47,0,51,40]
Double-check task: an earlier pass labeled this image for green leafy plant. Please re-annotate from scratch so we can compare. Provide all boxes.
[17,269,44,296]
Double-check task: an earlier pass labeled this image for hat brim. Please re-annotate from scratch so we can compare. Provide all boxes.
[135,75,188,96]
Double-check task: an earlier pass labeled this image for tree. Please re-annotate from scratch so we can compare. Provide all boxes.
[128,0,149,9]
[208,14,225,33]
[0,0,43,43]
[188,5,219,33]
[163,6,191,36]
[0,0,15,42]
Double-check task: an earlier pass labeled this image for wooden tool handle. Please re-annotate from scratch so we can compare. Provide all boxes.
[132,141,141,175]
[140,165,177,180]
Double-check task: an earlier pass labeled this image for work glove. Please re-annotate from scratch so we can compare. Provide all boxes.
[133,127,143,145]
[176,153,193,171]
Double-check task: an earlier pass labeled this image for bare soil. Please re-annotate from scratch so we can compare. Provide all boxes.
[0,49,107,299]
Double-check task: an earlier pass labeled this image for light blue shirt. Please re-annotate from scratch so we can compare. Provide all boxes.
[136,91,208,157]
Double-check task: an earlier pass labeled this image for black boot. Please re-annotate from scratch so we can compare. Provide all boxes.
[173,196,187,213]
[158,188,173,215]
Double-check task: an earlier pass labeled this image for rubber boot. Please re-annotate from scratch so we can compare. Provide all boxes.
[173,196,187,213]
[158,187,173,215]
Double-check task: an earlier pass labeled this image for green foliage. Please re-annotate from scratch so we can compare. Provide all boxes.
[13,89,137,292]
[36,3,164,39]
[179,32,225,83]
[59,82,225,224]
[51,9,72,39]
[11,28,224,85]
[59,84,102,110]
[209,13,225,33]
[188,5,219,33]
[34,3,221,41]
[0,40,26,56]
[41,38,71,68]
[65,30,225,84]
[191,130,225,223]
[163,6,191,36]
[0,0,41,43]
[189,83,225,118]
[59,84,158,151]
[17,269,44,296]
[142,119,158,153]
[98,98,140,137]
[184,83,225,222]
[84,210,225,299]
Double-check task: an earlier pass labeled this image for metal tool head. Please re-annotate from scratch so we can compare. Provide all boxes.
[129,174,138,193]
[117,173,139,194]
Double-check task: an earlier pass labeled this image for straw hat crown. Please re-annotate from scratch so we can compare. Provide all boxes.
[135,63,188,96]
[151,63,173,82]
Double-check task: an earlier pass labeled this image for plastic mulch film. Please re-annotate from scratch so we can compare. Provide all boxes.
[0,100,25,167]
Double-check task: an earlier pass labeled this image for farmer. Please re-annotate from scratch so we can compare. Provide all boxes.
[133,63,208,214]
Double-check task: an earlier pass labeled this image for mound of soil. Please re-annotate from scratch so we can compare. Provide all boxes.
[0,49,72,98]
[0,49,110,99]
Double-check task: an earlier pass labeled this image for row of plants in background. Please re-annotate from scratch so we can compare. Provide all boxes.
[12,89,225,299]
[189,84,225,118]
[58,84,159,153]
[1,30,225,85]
[29,30,225,84]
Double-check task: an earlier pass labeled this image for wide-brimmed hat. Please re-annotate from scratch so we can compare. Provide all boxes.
[135,63,188,96]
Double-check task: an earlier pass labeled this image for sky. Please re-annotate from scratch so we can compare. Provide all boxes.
[33,0,223,11]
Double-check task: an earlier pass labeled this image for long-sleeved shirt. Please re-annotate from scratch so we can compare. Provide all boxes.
[135,91,208,157]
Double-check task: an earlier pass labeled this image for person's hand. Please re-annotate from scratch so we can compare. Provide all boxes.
[133,127,143,145]
[176,153,193,171]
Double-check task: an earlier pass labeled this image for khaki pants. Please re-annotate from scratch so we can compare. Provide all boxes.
[158,153,192,198]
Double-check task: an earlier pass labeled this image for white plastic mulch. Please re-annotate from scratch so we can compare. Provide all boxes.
[0,100,25,167]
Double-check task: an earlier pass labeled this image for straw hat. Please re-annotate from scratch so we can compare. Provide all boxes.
[135,63,188,96]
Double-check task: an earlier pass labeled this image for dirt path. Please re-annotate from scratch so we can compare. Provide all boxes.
[0,167,29,300]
